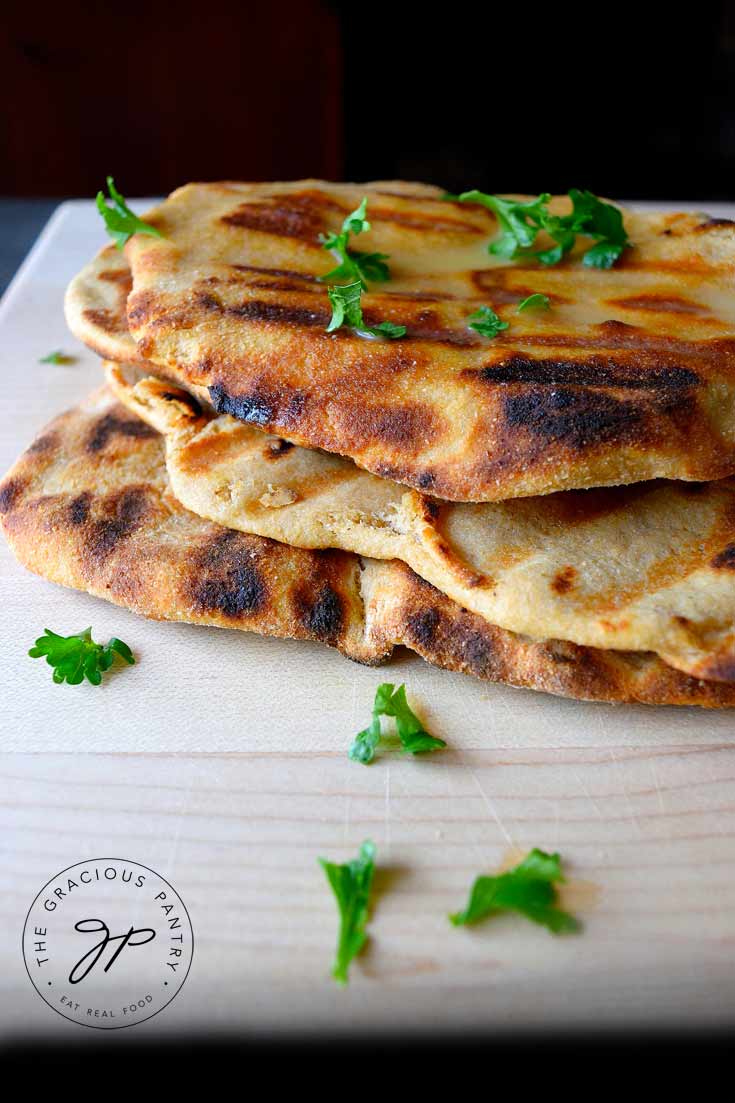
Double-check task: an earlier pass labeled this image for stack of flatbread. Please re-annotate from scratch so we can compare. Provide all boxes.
[3,180,735,706]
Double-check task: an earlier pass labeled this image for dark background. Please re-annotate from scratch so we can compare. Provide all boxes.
[2,0,735,201]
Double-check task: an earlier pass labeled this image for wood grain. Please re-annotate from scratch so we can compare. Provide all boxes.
[2,747,735,1038]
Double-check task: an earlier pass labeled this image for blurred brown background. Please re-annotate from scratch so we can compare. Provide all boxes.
[3,0,735,201]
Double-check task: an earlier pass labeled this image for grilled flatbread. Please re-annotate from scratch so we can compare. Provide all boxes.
[2,386,733,706]
[106,363,735,683]
[96,180,735,501]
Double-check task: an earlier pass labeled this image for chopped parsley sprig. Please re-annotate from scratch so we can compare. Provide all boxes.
[321,199,404,337]
[29,627,135,686]
[349,683,446,764]
[467,305,509,338]
[450,848,581,934]
[39,350,76,365]
[319,197,391,288]
[517,293,550,312]
[326,280,406,340]
[453,189,630,269]
[96,177,163,250]
[319,840,376,985]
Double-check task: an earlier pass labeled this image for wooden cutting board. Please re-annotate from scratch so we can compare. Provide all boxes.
[1,201,734,1040]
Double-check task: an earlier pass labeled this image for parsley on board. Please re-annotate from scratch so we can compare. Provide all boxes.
[319,840,376,985]
[29,627,135,686]
[467,305,509,339]
[453,189,630,269]
[450,848,581,933]
[326,281,406,339]
[349,683,446,764]
[319,197,391,288]
[96,177,163,250]
[517,293,550,312]
[39,350,75,364]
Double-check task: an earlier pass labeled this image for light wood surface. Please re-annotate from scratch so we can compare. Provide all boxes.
[1,201,735,1039]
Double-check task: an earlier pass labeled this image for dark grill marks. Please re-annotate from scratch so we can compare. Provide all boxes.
[298,583,344,642]
[406,607,441,647]
[220,191,345,242]
[227,300,329,328]
[196,292,329,329]
[475,356,700,389]
[0,477,26,514]
[608,294,707,315]
[229,264,320,283]
[210,384,272,426]
[503,387,643,451]
[85,487,149,562]
[208,383,305,430]
[86,413,157,453]
[68,493,91,526]
[712,543,735,569]
[190,530,267,618]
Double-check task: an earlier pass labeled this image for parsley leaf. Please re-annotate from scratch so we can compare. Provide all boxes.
[467,305,509,338]
[39,350,75,365]
[517,293,550,312]
[96,177,163,250]
[564,189,630,269]
[454,189,629,268]
[319,197,392,289]
[369,320,407,339]
[319,840,376,985]
[326,281,406,339]
[450,848,581,934]
[327,280,364,332]
[457,190,552,259]
[349,682,446,764]
[29,627,135,686]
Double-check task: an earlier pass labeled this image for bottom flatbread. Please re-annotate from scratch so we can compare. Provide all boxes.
[1,387,734,707]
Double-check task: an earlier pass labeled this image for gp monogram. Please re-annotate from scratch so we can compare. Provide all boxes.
[22,859,194,1029]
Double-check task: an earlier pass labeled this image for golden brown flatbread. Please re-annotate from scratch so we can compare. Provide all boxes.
[106,363,735,683]
[94,180,735,501]
[1,386,734,706]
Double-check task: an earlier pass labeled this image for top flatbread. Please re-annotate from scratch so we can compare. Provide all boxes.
[108,180,735,501]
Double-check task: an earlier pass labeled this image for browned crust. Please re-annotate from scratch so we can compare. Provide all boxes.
[369,566,735,708]
[1,388,734,707]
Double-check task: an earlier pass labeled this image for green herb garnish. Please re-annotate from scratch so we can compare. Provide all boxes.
[517,293,550,312]
[96,177,163,250]
[319,840,376,985]
[326,281,406,339]
[349,683,446,764]
[319,197,391,288]
[454,189,629,269]
[450,848,581,933]
[29,627,135,686]
[39,350,75,365]
[467,305,509,339]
